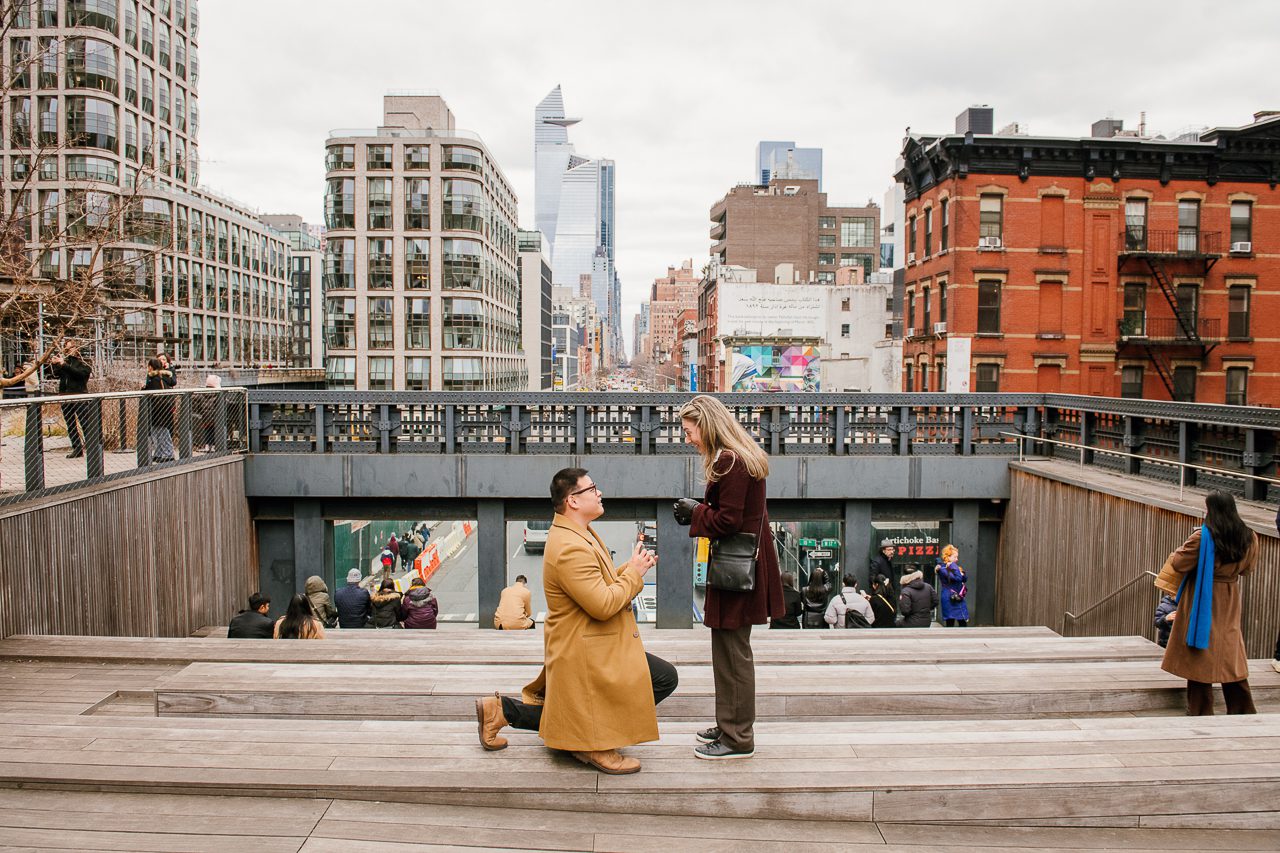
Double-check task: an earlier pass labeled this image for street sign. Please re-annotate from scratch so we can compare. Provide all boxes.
[809,549,833,559]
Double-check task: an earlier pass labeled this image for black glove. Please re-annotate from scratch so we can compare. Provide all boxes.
[673,498,699,526]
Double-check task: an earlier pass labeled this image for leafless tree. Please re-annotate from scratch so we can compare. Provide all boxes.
[0,2,175,388]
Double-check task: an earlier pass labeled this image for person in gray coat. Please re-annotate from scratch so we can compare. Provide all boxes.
[897,569,938,627]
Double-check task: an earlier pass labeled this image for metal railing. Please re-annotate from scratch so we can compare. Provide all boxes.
[1063,571,1159,631]
[238,392,1280,502]
[1121,228,1223,256]
[1121,316,1222,343]
[0,388,248,507]
[1004,431,1280,500]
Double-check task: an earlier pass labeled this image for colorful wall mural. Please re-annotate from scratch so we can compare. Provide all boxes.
[729,345,821,392]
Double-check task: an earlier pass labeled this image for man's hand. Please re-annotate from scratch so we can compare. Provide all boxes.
[673,498,699,526]
[1167,610,1177,622]
[629,541,656,579]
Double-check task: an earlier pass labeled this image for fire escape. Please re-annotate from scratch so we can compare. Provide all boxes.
[1116,227,1222,398]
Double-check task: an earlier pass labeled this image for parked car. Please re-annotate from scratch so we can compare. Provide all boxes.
[523,519,552,554]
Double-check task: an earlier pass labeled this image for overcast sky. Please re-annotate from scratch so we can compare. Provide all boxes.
[198,0,1279,354]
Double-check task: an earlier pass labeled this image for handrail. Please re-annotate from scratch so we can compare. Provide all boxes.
[1001,431,1280,499]
[1064,571,1158,627]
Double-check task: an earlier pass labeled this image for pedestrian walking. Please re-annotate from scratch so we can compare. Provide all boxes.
[673,395,783,760]
[937,545,969,627]
[1160,491,1259,715]
[141,357,176,462]
[49,343,91,458]
[274,593,325,639]
[475,467,674,775]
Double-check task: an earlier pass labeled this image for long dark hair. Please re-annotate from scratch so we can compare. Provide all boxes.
[1204,491,1252,564]
[277,593,315,639]
[804,568,828,601]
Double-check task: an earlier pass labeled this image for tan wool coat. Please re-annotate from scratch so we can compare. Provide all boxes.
[1160,527,1258,684]
[520,514,657,752]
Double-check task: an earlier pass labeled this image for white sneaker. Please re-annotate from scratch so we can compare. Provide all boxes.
[1272,659,1280,674]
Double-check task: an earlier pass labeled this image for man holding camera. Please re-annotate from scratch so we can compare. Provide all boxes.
[475,467,678,774]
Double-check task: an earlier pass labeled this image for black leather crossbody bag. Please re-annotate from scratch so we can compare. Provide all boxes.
[706,513,767,593]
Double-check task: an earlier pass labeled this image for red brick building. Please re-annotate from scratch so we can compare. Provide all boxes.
[895,111,1280,405]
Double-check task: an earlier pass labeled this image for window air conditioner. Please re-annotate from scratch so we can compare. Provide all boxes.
[907,252,916,263]
[905,327,915,338]
[1230,241,1252,253]
[933,322,947,335]
[978,236,1003,249]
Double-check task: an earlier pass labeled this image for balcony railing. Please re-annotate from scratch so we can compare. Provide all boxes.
[1121,228,1223,257]
[1119,316,1221,343]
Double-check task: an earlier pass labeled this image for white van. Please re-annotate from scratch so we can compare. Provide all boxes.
[523,520,552,553]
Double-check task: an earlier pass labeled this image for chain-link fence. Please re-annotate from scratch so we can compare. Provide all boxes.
[0,388,248,506]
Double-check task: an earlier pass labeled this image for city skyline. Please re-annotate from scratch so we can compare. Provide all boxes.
[195,0,1280,355]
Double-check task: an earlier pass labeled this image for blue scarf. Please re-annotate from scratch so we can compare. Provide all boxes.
[1175,524,1214,651]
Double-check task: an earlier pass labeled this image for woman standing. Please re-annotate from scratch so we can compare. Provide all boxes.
[674,396,784,760]
[937,545,969,627]
[1161,491,1259,715]
[142,357,176,462]
[274,593,326,639]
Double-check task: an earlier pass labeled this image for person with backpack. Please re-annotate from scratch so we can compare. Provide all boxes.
[937,545,969,627]
[824,574,874,628]
[800,568,831,629]
[866,574,897,628]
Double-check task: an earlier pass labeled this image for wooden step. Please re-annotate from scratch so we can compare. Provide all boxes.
[0,629,1162,668]
[1,714,1279,827]
[151,660,1280,721]
[4,787,1278,851]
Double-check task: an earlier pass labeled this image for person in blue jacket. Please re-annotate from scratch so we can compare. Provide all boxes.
[937,544,969,627]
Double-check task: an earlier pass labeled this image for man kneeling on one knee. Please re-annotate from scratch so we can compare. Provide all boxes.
[476,467,678,774]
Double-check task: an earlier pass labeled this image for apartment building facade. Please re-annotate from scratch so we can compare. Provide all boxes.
[896,109,1280,404]
[322,94,523,390]
[1,0,292,374]
[710,178,880,285]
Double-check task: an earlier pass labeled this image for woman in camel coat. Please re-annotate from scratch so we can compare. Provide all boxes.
[1160,491,1259,715]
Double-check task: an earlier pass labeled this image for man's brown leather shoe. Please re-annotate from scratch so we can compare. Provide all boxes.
[571,749,641,775]
[475,692,508,751]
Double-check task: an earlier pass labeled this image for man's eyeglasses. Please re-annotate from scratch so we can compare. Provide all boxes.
[570,482,602,497]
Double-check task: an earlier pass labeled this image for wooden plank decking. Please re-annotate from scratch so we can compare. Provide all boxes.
[1,628,1278,848]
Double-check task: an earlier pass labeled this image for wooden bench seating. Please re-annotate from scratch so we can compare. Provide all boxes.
[1,713,1279,828]
[151,659,1280,721]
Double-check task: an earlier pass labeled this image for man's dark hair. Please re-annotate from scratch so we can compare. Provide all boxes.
[550,467,589,512]
[248,592,270,611]
[515,574,528,584]
[842,573,858,589]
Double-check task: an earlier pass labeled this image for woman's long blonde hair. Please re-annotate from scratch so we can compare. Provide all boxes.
[941,544,959,564]
[679,395,769,483]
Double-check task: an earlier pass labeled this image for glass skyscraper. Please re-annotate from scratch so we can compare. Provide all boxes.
[534,86,618,356]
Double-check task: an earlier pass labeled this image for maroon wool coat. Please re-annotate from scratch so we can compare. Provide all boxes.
[690,451,785,630]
